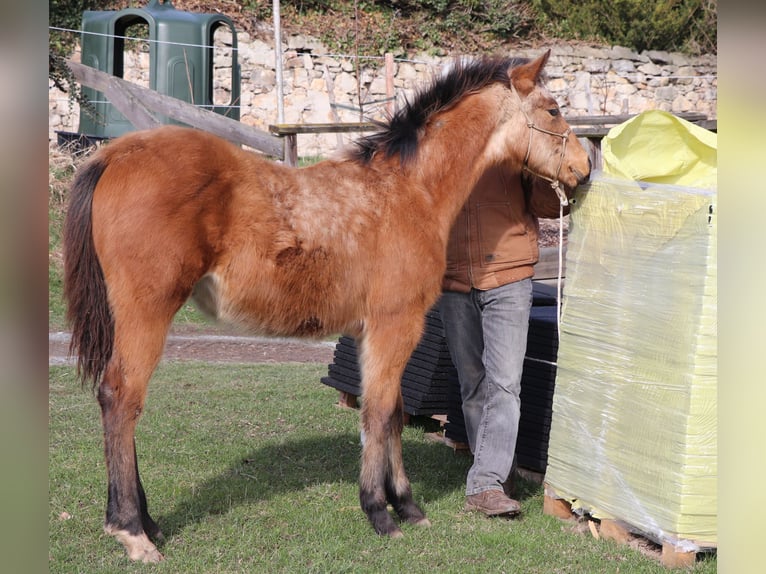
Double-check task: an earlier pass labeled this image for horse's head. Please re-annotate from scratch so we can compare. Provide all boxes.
[504,50,591,198]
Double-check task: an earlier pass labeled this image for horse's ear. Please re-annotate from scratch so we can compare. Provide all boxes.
[509,49,550,96]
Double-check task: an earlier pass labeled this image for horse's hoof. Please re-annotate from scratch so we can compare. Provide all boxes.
[107,527,164,563]
[389,528,404,539]
[136,548,165,563]
[412,517,431,528]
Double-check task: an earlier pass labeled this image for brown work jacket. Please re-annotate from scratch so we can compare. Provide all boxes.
[442,164,569,294]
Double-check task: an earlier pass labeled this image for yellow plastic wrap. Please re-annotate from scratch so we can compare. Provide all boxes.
[545,111,717,549]
[601,110,717,189]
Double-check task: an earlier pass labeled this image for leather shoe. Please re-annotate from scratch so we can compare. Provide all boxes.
[465,489,521,516]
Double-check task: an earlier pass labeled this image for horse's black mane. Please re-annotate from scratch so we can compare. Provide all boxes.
[349,55,530,166]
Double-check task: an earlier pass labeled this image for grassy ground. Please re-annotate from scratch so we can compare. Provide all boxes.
[49,362,716,573]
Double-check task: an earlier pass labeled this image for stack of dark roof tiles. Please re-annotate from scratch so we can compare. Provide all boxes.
[321,308,458,416]
[515,303,559,473]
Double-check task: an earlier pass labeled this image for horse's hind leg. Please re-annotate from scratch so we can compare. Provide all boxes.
[358,318,430,536]
[99,312,172,563]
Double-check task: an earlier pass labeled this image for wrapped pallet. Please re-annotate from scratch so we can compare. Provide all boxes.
[544,111,717,557]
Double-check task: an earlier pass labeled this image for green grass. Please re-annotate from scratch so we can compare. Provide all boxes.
[49,149,71,330]
[49,362,717,573]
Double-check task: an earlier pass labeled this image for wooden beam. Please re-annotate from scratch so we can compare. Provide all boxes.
[543,484,575,520]
[105,80,162,131]
[543,494,574,520]
[569,112,715,138]
[269,122,382,135]
[67,60,284,159]
[661,542,698,568]
[599,519,633,545]
[268,122,382,165]
[565,111,708,125]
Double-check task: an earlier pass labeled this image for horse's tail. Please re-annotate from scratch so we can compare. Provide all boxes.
[63,157,114,392]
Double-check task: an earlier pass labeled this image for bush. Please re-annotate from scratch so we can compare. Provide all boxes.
[49,1,123,113]
[532,0,717,55]
[254,0,536,56]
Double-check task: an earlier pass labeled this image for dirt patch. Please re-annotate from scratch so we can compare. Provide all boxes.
[161,332,336,364]
[49,327,336,366]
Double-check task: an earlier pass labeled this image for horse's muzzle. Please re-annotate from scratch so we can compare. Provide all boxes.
[572,157,591,186]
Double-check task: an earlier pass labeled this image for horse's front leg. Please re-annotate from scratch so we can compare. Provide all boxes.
[357,318,430,536]
[384,408,430,528]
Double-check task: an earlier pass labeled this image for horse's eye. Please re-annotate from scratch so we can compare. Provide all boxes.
[548,108,560,117]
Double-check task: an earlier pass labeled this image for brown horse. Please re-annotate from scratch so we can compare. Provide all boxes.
[63,50,589,562]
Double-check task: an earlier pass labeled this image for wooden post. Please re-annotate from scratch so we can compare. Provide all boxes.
[273,0,284,124]
[322,64,345,149]
[385,52,395,116]
[284,134,298,167]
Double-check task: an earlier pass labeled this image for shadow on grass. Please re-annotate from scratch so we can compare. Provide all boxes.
[154,429,539,541]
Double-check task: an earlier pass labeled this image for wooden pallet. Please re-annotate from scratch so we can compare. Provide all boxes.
[335,390,358,410]
[543,483,716,568]
[424,429,470,453]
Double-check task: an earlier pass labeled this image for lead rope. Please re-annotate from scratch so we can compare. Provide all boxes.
[557,196,565,341]
[511,83,570,340]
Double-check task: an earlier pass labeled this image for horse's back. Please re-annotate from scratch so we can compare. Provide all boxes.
[87,127,271,322]
[87,126,367,337]
[94,125,266,204]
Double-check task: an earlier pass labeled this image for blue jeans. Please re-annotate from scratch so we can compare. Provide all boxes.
[440,279,532,496]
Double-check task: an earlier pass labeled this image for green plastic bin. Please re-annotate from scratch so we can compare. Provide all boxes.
[78,0,240,138]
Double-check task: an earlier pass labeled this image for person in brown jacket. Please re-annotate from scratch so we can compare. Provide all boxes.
[440,162,569,516]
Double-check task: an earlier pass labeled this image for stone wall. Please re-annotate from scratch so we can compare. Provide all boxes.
[49,31,717,158]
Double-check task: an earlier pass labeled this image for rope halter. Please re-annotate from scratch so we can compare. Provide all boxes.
[511,83,571,207]
[510,83,574,336]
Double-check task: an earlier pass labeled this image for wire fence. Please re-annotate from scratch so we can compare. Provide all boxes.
[49,25,717,155]
[50,25,717,79]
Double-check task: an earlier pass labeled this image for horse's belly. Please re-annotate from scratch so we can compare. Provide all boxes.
[190,271,357,338]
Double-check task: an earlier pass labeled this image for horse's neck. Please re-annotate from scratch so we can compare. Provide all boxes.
[412,88,514,238]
